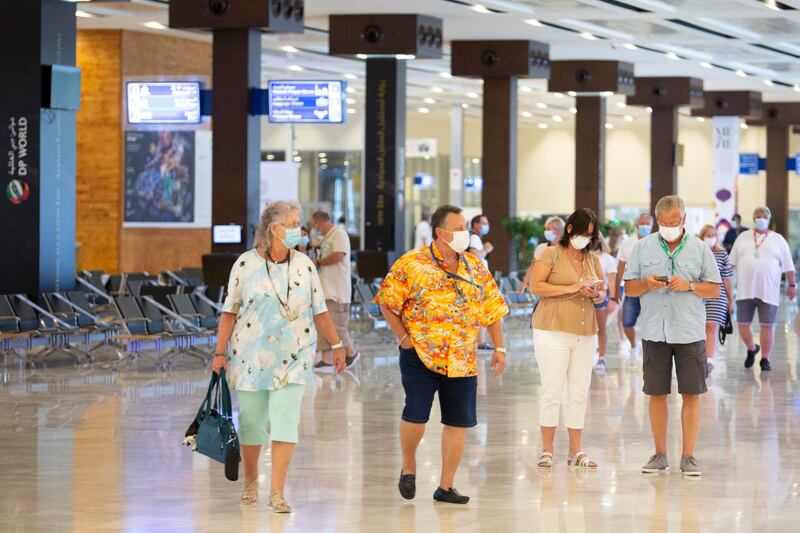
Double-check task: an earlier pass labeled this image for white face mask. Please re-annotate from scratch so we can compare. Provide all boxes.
[754,218,770,231]
[659,225,682,242]
[570,235,591,250]
[704,236,717,249]
[444,230,470,253]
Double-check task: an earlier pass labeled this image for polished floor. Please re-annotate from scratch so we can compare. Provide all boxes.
[2,304,800,532]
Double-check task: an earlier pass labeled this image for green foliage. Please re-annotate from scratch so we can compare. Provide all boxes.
[501,217,544,268]
[600,218,635,237]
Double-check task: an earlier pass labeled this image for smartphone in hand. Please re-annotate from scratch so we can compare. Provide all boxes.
[654,275,669,283]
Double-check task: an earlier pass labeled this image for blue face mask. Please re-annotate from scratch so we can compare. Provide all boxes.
[480,224,490,236]
[755,218,770,231]
[638,224,652,237]
[544,230,556,242]
[311,228,324,239]
[299,235,310,248]
[281,227,302,249]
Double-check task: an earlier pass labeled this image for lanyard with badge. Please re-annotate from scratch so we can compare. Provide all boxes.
[429,244,483,304]
[753,230,769,259]
[265,251,299,321]
[657,233,688,276]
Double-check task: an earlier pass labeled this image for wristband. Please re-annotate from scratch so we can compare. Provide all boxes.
[495,347,506,353]
[213,353,226,358]
[330,342,344,350]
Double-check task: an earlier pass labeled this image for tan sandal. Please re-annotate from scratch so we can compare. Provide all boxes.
[241,480,259,505]
[268,492,292,514]
[537,452,554,469]
[568,451,598,469]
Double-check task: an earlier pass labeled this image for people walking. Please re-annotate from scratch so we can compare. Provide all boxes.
[722,213,747,253]
[615,212,653,361]
[212,201,346,512]
[729,207,797,371]
[375,204,509,505]
[697,224,734,374]
[529,208,606,470]
[520,216,565,293]
[623,195,721,477]
[592,234,618,371]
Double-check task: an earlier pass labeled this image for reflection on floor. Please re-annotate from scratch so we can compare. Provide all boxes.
[2,304,800,532]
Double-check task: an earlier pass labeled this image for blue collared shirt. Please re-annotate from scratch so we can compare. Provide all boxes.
[623,232,721,344]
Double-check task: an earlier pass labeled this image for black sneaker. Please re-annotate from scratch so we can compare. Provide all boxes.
[433,486,470,504]
[398,471,416,500]
[345,352,361,367]
[760,358,771,372]
[314,360,333,373]
[745,344,760,369]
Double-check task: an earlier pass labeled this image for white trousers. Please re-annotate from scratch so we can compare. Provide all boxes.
[533,329,598,429]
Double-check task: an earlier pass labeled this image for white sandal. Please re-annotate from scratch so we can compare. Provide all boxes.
[240,480,258,505]
[568,451,598,469]
[268,492,292,514]
[537,452,554,469]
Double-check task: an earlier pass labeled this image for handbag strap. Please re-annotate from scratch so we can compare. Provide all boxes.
[195,370,219,421]
[218,368,234,420]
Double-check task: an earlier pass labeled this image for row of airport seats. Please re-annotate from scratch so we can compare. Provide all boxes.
[0,269,224,370]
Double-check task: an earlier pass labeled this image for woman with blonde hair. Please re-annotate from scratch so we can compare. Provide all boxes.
[212,200,346,512]
[697,224,734,374]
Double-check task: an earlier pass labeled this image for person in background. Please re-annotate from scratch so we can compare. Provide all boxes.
[592,233,618,372]
[729,206,796,371]
[296,226,312,256]
[530,208,606,471]
[212,201,346,512]
[608,225,627,258]
[615,212,653,361]
[520,216,565,293]
[624,195,721,477]
[309,210,360,371]
[697,224,734,374]
[414,207,433,249]
[375,204,509,505]
[722,213,747,253]
[468,214,494,270]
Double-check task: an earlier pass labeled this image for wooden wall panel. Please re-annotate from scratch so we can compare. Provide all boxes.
[118,31,212,274]
[76,30,122,273]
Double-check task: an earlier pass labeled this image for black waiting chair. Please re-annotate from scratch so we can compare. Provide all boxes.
[168,293,205,329]
[190,294,220,329]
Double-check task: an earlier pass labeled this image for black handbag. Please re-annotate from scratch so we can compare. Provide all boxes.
[718,311,734,345]
[183,368,241,481]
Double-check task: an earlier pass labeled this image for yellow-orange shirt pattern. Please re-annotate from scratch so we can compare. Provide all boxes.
[374,245,509,377]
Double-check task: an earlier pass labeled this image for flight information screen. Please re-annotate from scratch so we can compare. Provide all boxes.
[268,80,345,124]
[127,81,202,124]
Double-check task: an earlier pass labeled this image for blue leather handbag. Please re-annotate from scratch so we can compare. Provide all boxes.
[192,368,241,481]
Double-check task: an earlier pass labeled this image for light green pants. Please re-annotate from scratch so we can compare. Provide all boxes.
[236,384,305,445]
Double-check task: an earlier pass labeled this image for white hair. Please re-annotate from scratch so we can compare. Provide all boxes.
[544,216,565,232]
[753,206,771,219]
[254,201,301,252]
[654,195,685,218]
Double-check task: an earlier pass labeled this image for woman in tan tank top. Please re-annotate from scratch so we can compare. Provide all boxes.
[529,208,606,471]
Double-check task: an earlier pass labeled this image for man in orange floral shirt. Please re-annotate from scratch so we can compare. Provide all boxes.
[375,204,509,505]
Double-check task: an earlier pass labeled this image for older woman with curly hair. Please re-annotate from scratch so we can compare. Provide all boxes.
[212,201,345,512]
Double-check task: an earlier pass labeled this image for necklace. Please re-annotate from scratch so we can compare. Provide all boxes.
[265,251,298,321]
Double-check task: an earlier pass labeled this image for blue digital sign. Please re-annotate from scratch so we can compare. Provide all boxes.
[268,80,346,124]
[739,153,762,175]
[127,81,202,124]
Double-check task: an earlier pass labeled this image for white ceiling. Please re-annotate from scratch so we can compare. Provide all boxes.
[74,0,800,128]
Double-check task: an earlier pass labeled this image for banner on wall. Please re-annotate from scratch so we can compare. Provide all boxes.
[123,130,211,227]
[711,116,740,224]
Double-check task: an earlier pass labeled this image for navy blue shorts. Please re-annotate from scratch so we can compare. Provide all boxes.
[399,347,477,428]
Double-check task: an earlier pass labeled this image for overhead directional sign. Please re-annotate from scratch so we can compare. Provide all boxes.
[267,80,345,124]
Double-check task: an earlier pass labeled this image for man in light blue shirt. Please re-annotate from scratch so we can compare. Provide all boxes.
[624,195,721,478]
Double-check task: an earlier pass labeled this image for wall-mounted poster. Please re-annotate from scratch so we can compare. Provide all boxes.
[123,130,211,227]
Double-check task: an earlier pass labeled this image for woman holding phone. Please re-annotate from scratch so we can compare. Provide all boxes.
[530,208,606,470]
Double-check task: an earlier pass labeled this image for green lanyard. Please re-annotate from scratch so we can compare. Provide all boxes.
[657,233,688,275]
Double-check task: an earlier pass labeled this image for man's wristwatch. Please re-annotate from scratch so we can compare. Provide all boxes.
[330,342,344,350]
[689,282,697,292]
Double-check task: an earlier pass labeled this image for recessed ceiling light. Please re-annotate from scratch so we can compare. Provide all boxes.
[764,79,775,86]
[396,54,416,60]
[266,154,275,160]
[522,111,533,118]
[288,65,304,72]
[471,4,492,14]
[520,86,533,93]
[75,10,93,17]
[569,107,577,114]
[472,158,480,164]
[646,107,653,113]
[432,86,444,93]
[616,102,626,108]
[794,84,800,92]
[424,97,436,104]
[624,115,633,122]
[318,153,327,158]
[553,115,563,122]
[142,21,168,30]
[554,93,565,98]
[467,92,479,98]
[293,156,302,162]
[347,108,356,114]
[418,107,430,114]
[581,32,598,40]
[568,91,577,97]
[623,43,638,50]
[538,123,548,129]
[461,103,470,109]
[281,45,299,53]
[665,52,680,61]
[356,54,368,60]
[701,62,713,69]
[320,158,328,164]
[536,102,547,109]
[346,98,356,105]
[697,117,706,122]
[346,87,356,94]
[524,18,543,27]
[344,73,357,80]
[605,123,614,129]
[736,69,747,77]
[440,72,452,79]
[740,122,748,129]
